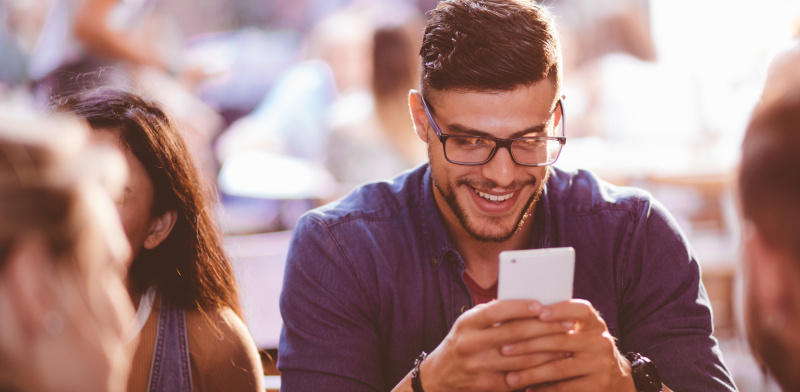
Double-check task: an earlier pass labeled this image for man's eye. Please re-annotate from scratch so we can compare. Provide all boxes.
[461,137,489,146]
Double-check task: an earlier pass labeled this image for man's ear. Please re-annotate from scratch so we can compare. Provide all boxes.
[143,209,178,250]
[4,234,57,336]
[408,89,430,143]
[554,94,567,132]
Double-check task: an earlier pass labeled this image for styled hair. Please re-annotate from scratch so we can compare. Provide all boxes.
[740,93,800,261]
[0,117,86,270]
[56,88,242,317]
[420,0,562,99]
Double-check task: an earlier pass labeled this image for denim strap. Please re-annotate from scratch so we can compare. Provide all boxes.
[147,297,194,392]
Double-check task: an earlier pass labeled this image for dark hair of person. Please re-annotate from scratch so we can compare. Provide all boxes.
[740,92,800,262]
[373,26,417,102]
[371,16,425,164]
[55,88,242,317]
[419,0,562,100]
[0,122,83,271]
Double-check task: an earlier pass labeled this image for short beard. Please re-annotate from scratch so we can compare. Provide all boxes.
[430,164,548,243]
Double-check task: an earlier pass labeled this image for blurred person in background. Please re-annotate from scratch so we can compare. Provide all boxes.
[214,3,372,166]
[25,0,224,183]
[0,2,31,89]
[550,0,660,141]
[325,2,427,187]
[30,0,183,94]
[212,1,421,233]
[0,113,134,392]
[739,89,800,391]
[57,88,264,392]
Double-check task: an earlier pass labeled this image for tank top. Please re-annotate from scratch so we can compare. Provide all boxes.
[146,294,194,392]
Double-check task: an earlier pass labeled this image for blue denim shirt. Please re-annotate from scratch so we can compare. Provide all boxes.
[278,164,737,391]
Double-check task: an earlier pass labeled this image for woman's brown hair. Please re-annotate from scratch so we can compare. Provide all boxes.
[56,88,242,317]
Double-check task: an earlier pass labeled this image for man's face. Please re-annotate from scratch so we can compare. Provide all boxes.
[414,81,560,242]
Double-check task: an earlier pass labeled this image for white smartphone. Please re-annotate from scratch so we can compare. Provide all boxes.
[497,247,575,305]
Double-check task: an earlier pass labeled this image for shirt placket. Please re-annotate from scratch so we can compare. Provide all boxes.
[444,250,473,327]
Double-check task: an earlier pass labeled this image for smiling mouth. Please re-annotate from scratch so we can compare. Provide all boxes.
[475,189,514,202]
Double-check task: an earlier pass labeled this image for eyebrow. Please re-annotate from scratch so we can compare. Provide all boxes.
[424,96,559,138]
[444,121,550,139]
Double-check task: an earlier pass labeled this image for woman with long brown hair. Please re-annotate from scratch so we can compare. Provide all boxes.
[57,88,263,392]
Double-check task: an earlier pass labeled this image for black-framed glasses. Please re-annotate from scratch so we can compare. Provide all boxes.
[421,95,566,167]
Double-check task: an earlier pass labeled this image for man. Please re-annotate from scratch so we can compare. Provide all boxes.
[739,92,800,392]
[279,1,736,391]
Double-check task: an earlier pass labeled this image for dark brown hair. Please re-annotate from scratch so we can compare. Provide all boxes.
[740,93,800,261]
[56,88,242,317]
[0,119,84,270]
[373,26,418,101]
[420,0,562,99]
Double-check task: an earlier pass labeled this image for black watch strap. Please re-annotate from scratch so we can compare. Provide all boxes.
[411,351,427,392]
[625,352,663,392]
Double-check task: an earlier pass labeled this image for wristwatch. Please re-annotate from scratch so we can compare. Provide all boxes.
[625,352,662,392]
[411,351,427,392]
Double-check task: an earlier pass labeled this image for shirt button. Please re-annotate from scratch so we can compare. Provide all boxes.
[460,305,470,314]
[430,258,438,268]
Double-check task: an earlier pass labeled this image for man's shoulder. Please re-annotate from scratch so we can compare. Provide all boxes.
[301,164,427,228]
[547,166,653,215]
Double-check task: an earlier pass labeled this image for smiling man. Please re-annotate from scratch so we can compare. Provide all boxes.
[278,1,736,391]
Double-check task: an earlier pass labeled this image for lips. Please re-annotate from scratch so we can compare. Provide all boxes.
[475,189,514,202]
[466,186,521,216]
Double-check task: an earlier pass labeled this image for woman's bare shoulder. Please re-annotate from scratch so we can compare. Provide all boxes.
[185,306,264,392]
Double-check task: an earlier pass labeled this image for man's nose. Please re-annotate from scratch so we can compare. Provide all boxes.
[481,146,516,188]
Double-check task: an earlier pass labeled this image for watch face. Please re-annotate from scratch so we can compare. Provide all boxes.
[631,356,662,392]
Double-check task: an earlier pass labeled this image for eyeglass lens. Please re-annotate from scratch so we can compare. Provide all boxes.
[444,137,562,165]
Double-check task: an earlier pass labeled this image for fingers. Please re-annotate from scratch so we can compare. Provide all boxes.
[538,299,606,332]
[499,329,605,356]
[459,300,543,329]
[496,300,610,357]
[504,332,628,390]
[492,350,570,373]
[506,357,589,389]
[486,317,572,348]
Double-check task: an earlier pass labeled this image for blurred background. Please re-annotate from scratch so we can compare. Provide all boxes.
[2,0,798,390]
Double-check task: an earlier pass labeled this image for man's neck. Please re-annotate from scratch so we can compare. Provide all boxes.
[456,222,534,289]
[435,196,536,289]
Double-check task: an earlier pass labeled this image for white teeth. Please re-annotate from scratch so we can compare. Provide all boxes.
[476,190,514,202]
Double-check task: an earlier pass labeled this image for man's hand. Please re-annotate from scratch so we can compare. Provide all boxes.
[417,300,572,392]
[499,299,637,392]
